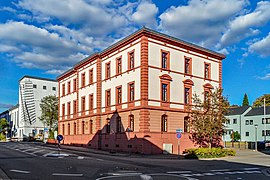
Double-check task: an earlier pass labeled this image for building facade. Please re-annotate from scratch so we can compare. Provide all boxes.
[9,104,19,138]
[58,27,225,154]
[224,106,270,142]
[18,76,58,140]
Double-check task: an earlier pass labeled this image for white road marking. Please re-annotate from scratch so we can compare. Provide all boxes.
[242,167,260,171]
[22,148,39,152]
[167,171,192,174]
[77,156,84,159]
[10,169,30,174]
[31,149,45,154]
[52,173,83,177]
[140,174,153,180]
[203,172,215,176]
[210,169,231,172]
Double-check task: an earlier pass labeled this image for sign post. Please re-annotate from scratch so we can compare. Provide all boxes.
[56,134,64,155]
[176,128,183,156]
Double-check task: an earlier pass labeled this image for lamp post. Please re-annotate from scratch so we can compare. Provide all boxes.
[255,124,258,151]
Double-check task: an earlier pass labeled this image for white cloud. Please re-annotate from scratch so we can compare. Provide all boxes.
[256,73,270,80]
[219,1,270,48]
[132,0,158,27]
[17,0,127,35]
[249,32,270,57]
[0,7,17,13]
[159,0,247,48]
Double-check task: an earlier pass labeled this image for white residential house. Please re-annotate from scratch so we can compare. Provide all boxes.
[8,104,19,138]
[224,106,270,142]
[17,76,58,140]
[224,106,251,142]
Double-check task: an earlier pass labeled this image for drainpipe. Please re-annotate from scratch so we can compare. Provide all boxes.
[239,114,241,142]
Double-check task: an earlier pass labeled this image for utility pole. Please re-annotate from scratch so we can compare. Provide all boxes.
[264,97,266,142]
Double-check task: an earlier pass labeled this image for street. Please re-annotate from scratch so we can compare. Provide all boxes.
[1,142,270,180]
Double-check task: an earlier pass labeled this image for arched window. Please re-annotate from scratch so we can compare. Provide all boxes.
[184,116,190,133]
[106,118,110,133]
[68,123,70,135]
[89,120,93,134]
[74,122,77,135]
[117,116,122,133]
[62,124,65,135]
[82,121,85,134]
[161,114,168,132]
[129,115,134,131]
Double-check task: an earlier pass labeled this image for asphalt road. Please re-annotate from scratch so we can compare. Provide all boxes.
[1,142,270,180]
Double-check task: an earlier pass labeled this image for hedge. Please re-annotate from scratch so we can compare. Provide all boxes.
[185,148,236,158]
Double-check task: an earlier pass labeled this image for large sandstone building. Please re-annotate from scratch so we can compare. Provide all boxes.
[57,27,225,154]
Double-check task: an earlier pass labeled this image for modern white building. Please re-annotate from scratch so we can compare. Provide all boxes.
[224,106,270,142]
[17,76,58,140]
[8,104,19,138]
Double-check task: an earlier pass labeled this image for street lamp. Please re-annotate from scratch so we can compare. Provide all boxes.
[255,124,258,151]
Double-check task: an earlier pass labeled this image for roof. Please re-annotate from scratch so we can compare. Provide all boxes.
[58,26,225,80]
[226,106,250,116]
[9,104,19,111]
[245,106,270,116]
[19,75,57,82]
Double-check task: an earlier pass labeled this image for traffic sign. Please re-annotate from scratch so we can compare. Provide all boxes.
[176,128,183,133]
[57,134,64,142]
[176,133,182,139]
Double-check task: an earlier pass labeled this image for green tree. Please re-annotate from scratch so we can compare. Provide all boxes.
[242,93,249,106]
[231,131,241,142]
[252,94,270,107]
[39,95,58,137]
[0,118,8,133]
[188,88,230,148]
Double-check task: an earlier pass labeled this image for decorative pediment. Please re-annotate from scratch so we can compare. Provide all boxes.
[183,79,194,86]
[159,74,172,81]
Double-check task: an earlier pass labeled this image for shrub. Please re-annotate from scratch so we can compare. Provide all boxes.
[0,133,5,141]
[185,148,236,158]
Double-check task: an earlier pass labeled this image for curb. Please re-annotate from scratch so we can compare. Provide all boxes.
[0,168,10,180]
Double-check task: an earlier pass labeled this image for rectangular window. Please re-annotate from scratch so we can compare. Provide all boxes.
[233,119,237,124]
[67,102,71,116]
[73,100,77,114]
[184,87,190,104]
[62,84,65,96]
[106,89,111,107]
[81,73,85,87]
[62,104,65,117]
[116,57,122,75]
[33,84,37,88]
[89,69,93,84]
[262,118,270,124]
[129,83,135,101]
[128,51,135,70]
[246,132,249,136]
[116,86,122,105]
[161,51,169,69]
[226,119,230,124]
[89,94,93,110]
[129,115,134,131]
[73,79,77,92]
[52,87,56,91]
[106,62,111,79]
[184,57,191,74]
[67,81,71,94]
[204,63,211,79]
[246,120,249,125]
[204,91,209,102]
[250,120,253,125]
[81,96,85,112]
[43,86,47,90]
[262,130,270,136]
[162,83,168,101]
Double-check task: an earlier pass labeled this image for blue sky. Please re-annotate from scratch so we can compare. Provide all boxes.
[0,0,270,112]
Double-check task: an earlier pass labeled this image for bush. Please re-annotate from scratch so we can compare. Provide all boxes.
[185,148,236,158]
[0,133,5,141]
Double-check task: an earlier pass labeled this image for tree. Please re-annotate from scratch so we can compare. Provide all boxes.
[39,95,58,137]
[188,88,230,148]
[253,94,270,107]
[0,118,8,133]
[242,93,249,106]
[231,131,241,142]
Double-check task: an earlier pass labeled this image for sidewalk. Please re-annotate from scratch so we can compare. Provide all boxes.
[38,142,184,159]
